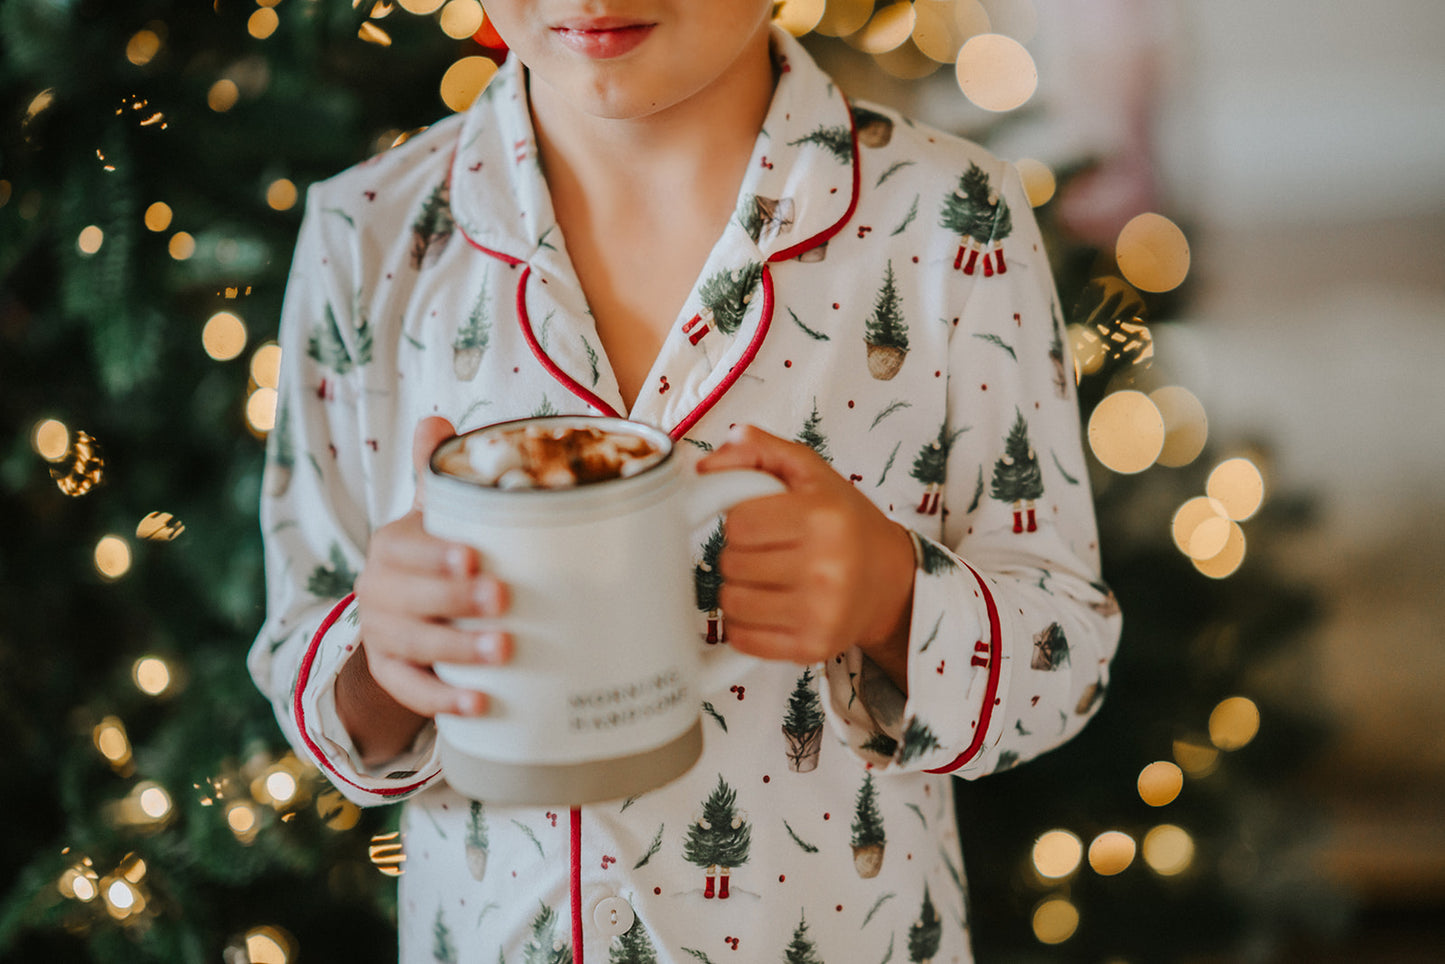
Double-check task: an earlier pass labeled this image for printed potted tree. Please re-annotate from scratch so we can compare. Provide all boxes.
[781,667,825,773]
[1031,622,1070,671]
[410,178,454,268]
[908,885,942,964]
[465,800,488,881]
[863,261,910,380]
[850,771,887,878]
[451,279,491,380]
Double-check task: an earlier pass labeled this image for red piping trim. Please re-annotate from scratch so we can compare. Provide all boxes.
[924,562,1003,774]
[513,265,622,418]
[460,227,525,267]
[293,593,441,797]
[766,99,862,265]
[668,267,776,442]
[571,807,584,962]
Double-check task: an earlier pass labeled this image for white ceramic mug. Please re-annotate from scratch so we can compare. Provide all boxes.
[424,415,783,805]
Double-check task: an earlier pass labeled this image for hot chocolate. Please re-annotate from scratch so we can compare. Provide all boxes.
[435,421,666,490]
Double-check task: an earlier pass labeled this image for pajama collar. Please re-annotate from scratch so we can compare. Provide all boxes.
[446,27,859,436]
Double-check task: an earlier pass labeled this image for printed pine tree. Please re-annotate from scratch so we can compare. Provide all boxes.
[898,716,941,766]
[465,800,489,881]
[908,885,942,964]
[990,409,1044,533]
[864,260,910,380]
[522,903,572,964]
[452,277,492,380]
[266,397,295,498]
[916,536,958,577]
[432,906,458,964]
[305,543,357,599]
[694,261,764,336]
[783,912,825,964]
[410,178,455,268]
[608,916,659,964]
[850,772,887,878]
[782,667,825,772]
[694,520,726,644]
[787,123,853,163]
[307,302,353,375]
[940,161,1013,276]
[796,400,832,462]
[1030,622,1070,671]
[682,774,751,899]
[910,422,967,516]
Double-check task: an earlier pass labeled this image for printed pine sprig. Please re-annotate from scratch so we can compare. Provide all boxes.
[634,825,664,869]
[861,892,896,929]
[510,820,545,859]
[701,701,728,733]
[783,819,820,853]
[973,331,1016,360]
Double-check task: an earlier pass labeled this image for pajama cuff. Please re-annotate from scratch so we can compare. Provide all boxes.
[293,593,443,806]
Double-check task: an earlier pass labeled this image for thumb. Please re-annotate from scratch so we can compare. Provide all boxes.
[411,416,458,509]
[696,423,824,491]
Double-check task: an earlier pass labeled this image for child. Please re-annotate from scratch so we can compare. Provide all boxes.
[250,4,1122,961]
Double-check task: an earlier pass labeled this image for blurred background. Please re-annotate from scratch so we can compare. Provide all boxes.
[2,1,1442,961]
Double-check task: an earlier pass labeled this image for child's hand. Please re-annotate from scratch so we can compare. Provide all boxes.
[343,417,512,762]
[696,425,915,686]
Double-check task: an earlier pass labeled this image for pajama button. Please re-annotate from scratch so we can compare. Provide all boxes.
[593,897,634,937]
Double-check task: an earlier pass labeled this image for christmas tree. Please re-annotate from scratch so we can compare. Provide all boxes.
[795,399,831,462]
[521,903,571,964]
[682,775,751,899]
[908,884,942,964]
[988,409,1044,532]
[863,260,909,380]
[849,772,887,879]
[782,911,824,964]
[694,261,763,336]
[693,520,726,644]
[607,916,658,964]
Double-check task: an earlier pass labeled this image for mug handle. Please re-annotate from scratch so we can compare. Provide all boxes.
[685,468,787,529]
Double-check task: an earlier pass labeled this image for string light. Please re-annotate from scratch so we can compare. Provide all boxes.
[1137,761,1184,807]
[439,0,484,40]
[144,201,173,231]
[251,342,282,388]
[317,788,361,831]
[358,21,392,45]
[1031,829,1082,879]
[77,225,104,255]
[851,1,916,54]
[133,655,175,695]
[248,8,280,40]
[1142,824,1195,876]
[956,32,1037,112]
[227,801,262,843]
[137,782,174,821]
[1088,390,1164,474]
[169,231,196,260]
[93,716,133,770]
[203,310,247,361]
[1015,157,1055,207]
[816,0,875,38]
[1206,458,1264,521]
[208,79,239,112]
[1209,696,1260,751]
[31,418,69,460]
[126,26,163,66]
[369,831,407,876]
[439,56,498,112]
[1116,213,1191,294]
[243,925,296,964]
[50,429,104,495]
[265,178,298,211]
[1087,831,1136,876]
[398,0,445,12]
[1192,521,1246,578]
[1031,897,1079,944]
[1150,386,1209,468]
[58,862,100,901]
[247,387,279,433]
[94,534,133,580]
[773,0,826,36]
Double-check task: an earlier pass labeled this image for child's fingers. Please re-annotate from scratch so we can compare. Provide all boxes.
[361,611,512,666]
[411,415,458,510]
[369,512,480,576]
[360,566,507,620]
[367,652,489,718]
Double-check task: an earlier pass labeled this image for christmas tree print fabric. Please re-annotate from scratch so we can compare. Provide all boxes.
[249,26,1120,964]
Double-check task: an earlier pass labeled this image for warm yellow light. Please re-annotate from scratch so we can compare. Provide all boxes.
[203,311,247,361]
[952,0,992,41]
[1209,696,1260,751]
[169,231,196,260]
[245,927,293,964]
[144,201,173,231]
[94,535,133,580]
[1031,897,1079,945]
[874,39,941,80]
[265,769,299,806]
[60,866,100,902]
[1171,496,1228,557]
[227,801,259,835]
[248,8,279,39]
[1193,522,1246,578]
[251,342,282,388]
[1187,514,1231,560]
[1116,213,1191,293]
[318,788,362,831]
[120,854,147,883]
[852,1,915,54]
[1088,390,1164,474]
[1015,157,1056,207]
[25,89,55,123]
[77,225,104,255]
[1172,739,1219,777]
[138,783,173,819]
[1142,824,1194,876]
[956,33,1037,113]
[439,56,499,113]
[1206,458,1264,521]
[1138,761,1184,807]
[247,387,279,433]
[105,878,137,912]
[1067,323,1106,378]
[32,418,69,461]
[265,178,298,211]
[399,0,445,12]
[358,21,392,45]
[94,716,132,765]
[815,0,874,38]
[127,28,162,66]
[133,656,173,695]
[439,0,484,39]
[1150,386,1209,468]
[1088,831,1136,876]
[208,78,239,112]
[911,0,962,62]
[773,0,826,37]
[136,511,184,542]
[1032,829,1082,879]
[369,830,407,876]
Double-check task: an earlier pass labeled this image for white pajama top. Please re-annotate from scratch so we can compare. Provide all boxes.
[250,27,1122,964]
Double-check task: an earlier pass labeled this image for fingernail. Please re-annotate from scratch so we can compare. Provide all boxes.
[456,691,487,716]
[476,632,506,663]
[474,579,501,612]
[447,545,476,576]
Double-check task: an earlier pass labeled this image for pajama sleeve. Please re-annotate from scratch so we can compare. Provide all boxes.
[247,187,443,807]
[824,160,1122,777]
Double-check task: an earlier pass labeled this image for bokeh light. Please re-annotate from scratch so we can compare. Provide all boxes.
[910,0,962,62]
[244,926,296,964]
[207,79,239,112]
[369,831,407,876]
[1193,520,1247,578]
[956,33,1037,112]
[247,387,279,433]
[144,201,173,231]
[126,28,163,66]
[853,2,916,54]
[93,716,132,768]
[1150,385,1209,467]
[94,535,133,580]
[439,0,484,39]
[227,801,261,842]
[399,0,445,12]
[1032,829,1082,879]
[1088,830,1136,876]
[1031,897,1079,944]
[1206,457,1265,521]
[816,0,875,38]
[1116,213,1191,293]
[169,231,196,260]
[1015,157,1056,207]
[773,0,826,36]
[266,177,298,211]
[32,418,69,460]
[358,21,392,45]
[248,8,279,40]
[1138,760,1184,807]
[203,311,247,361]
[1088,390,1164,474]
[137,782,174,820]
[440,56,499,112]
[1172,738,1220,778]
[1171,496,1228,557]
[133,656,174,696]
[1142,824,1195,876]
[251,342,283,388]
[136,510,185,541]
[317,788,362,831]
[1209,696,1260,751]
[77,225,104,255]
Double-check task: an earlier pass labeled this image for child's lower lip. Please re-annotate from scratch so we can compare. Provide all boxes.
[552,24,654,59]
